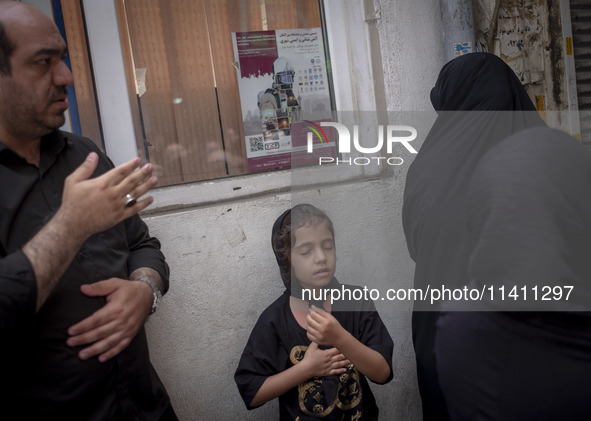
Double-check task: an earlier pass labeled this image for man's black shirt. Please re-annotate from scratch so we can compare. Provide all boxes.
[0,130,171,420]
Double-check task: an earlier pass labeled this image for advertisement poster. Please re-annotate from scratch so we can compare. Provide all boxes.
[232,28,337,172]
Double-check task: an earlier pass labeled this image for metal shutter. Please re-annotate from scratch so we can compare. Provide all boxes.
[571,1,591,144]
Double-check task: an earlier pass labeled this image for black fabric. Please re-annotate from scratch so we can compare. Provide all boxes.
[437,310,591,421]
[464,126,591,312]
[158,404,180,421]
[234,288,394,420]
[0,130,171,420]
[401,53,545,421]
[435,127,591,421]
[271,207,292,290]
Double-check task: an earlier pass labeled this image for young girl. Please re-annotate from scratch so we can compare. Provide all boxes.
[235,204,393,420]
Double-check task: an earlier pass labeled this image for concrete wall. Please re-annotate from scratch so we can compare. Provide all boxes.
[376,0,448,112]
[140,1,448,419]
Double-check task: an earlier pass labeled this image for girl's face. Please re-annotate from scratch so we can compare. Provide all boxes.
[291,221,336,290]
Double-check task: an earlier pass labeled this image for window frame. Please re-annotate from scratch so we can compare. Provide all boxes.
[81,0,383,213]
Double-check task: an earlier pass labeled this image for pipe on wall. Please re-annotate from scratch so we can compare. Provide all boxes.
[439,0,477,62]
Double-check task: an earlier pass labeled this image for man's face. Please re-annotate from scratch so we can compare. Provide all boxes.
[0,7,73,140]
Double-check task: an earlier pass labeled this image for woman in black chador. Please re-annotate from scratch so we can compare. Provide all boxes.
[402,52,543,420]
[436,127,591,420]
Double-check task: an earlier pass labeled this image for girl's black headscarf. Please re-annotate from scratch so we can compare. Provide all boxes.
[402,53,545,308]
[271,208,292,291]
[271,205,337,307]
[466,126,591,313]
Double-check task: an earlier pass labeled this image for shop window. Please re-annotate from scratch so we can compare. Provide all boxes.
[113,0,335,187]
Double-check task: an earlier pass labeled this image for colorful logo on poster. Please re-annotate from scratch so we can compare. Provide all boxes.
[305,122,418,167]
[304,120,328,144]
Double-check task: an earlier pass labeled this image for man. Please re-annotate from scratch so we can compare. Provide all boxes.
[0,2,177,419]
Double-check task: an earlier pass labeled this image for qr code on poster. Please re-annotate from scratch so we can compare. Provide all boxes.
[249,135,264,152]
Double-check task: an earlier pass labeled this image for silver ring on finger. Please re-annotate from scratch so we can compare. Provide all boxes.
[125,193,137,208]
